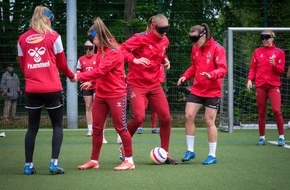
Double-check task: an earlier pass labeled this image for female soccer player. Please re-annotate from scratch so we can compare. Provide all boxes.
[75,17,135,171]
[77,40,108,143]
[17,6,75,175]
[121,13,178,164]
[177,23,227,165]
[247,30,286,146]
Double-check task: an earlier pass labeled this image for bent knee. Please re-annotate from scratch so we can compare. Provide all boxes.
[185,113,195,121]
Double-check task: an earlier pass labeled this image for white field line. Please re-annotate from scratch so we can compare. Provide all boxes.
[268,141,290,149]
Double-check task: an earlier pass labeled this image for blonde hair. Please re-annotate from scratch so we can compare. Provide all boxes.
[29,6,54,34]
[151,13,168,26]
[262,30,276,38]
[146,16,154,31]
[88,17,117,54]
[84,40,94,46]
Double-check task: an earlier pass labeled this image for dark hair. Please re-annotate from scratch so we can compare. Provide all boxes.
[201,23,211,42]
[189,23,211,42]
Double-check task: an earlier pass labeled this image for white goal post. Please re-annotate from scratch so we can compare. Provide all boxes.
[220,27,290,133]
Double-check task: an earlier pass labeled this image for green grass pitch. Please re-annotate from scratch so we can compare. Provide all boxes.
[0,128,290,190]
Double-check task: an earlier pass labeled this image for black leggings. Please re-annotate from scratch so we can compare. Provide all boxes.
[24,107,64,163]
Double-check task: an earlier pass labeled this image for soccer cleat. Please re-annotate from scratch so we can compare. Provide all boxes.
[278,138,285,146]
[49,161,65,174]
[202,155,217,165]
[78,160,99,170]
[114,160,135,171]
[118,144,125,161]
[152,128,159,134]
[24,165,36,175]
[116,134,122,144]
[86,131,92,137]
[137,128,143,134]
[181,150,196,162]
[165,153,178,165]
[257,138,266,146]
[103,137,108,144]
[0,132,5,137]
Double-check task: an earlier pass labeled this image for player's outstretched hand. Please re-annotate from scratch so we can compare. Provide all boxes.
[200,72,211,79]
[163,58,170,70]
[70,74,78,82]
[133,57,150,66]
[177,76,186,86]
[80,81,92,90]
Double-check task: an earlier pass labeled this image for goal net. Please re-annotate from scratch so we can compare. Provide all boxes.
[219,27,290,133]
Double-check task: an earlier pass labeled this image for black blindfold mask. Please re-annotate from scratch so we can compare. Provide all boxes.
[156,25,169,34]
[189,30,207,43]
[88,29,97,44]
[84,46,94,51]
[260,34,273,41]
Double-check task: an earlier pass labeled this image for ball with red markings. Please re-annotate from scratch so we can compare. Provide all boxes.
[149,147,167,164]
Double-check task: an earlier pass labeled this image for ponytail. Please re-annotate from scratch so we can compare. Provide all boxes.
[201,23,211,42]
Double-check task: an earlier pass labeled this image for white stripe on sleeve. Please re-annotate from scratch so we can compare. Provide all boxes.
[53,35,64,54]
[76,59,82,70]
[17,42,23,56]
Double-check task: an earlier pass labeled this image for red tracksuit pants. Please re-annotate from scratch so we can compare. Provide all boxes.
[256,87,284,136]
[90,95,133,160]
[127,84,171,151]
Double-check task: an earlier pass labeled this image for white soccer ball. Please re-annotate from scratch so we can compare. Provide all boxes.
[149,147,167,164]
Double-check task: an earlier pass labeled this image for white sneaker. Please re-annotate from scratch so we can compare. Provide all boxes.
[103,137,108,144]
[86,131,92,137]
[0,132,5,137]
[117,134,122,144]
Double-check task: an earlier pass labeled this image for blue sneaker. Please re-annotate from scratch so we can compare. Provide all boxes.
[257,138,266,146]
[152,128,159,134]
[137,128,143,134]
[24,165,36,175]
[181,151,195,162]
[49,161,64,175]
[278,138,285,146]
[202,155,217,165]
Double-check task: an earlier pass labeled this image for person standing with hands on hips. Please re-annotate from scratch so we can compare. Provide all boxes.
[247,30,286,146]
[177,23,227,165]
[75,17,135,171]
[121,13,178,164]
[17,6,75,175]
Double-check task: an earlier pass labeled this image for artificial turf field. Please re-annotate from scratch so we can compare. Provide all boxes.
[0,128,289,190]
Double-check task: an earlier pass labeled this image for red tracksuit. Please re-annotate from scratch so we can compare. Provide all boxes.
[122,31,171,152]
[248,45,285,136]
[77,45,132,160]
[77,54,97,90]
[181,37,227,98]
[17,29,75,93]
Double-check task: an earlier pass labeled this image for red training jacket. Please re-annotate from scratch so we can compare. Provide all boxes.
[77,46,126,98]
[77,54,97,90]
[121,31,169,88]
[247,45,285,88]
[181,37,227,98]
[17,29,74,93]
